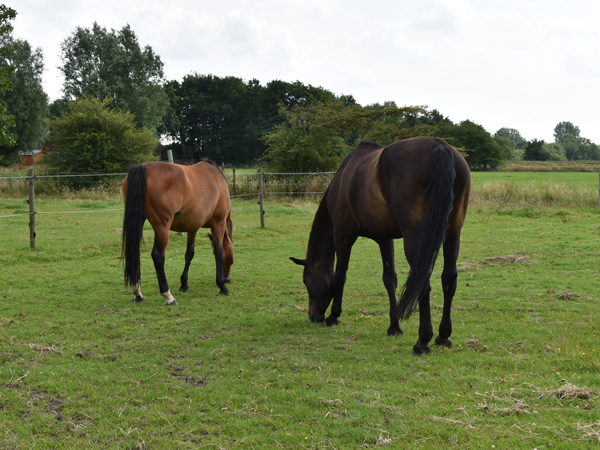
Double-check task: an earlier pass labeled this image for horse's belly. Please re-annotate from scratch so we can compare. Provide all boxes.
[355,211,402,240]
[360,224,402,240]
[170,211,210,232]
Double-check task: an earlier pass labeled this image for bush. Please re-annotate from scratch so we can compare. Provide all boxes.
[45,97,158,173]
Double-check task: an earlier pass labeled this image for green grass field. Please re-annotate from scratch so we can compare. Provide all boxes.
[1,179,600,448]
[471,171,600,189]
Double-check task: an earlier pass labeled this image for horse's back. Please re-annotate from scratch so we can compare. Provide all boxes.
[326,137,469,238]
[379,137,469,190]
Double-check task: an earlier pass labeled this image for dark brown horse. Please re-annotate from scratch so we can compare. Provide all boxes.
[290,137,470,354]
[122,160,234,305]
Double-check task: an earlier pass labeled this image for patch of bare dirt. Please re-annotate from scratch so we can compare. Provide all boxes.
[482,255,533,266]
[29,344,63,355]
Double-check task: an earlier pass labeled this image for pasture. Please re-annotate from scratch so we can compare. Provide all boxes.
[1,183,600,448]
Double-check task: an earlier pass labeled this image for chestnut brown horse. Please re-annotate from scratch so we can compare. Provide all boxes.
[291,137,470,354]
[122,160,234,305]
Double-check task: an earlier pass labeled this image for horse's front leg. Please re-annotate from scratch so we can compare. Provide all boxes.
[210,222,231,296]
[413,284,433,355]
[151,231,178,305]
[180,230,197,292]
[378,239,403,336]
[326,236,356,326]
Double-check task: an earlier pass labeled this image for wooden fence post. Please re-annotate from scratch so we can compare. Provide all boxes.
[28,168,35,248]
[167,149,185,236]
[258,168,265,228]
[232,168,236,196]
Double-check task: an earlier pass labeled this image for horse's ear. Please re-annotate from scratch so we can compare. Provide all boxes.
[289,257,306,266]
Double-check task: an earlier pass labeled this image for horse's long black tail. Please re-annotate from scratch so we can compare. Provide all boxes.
[395,144,456,320]
[122,164,147,287]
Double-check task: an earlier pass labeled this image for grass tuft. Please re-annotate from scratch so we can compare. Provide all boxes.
[547,383,597,400]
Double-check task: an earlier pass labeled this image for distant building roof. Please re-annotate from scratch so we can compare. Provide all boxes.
[18,149,47,156]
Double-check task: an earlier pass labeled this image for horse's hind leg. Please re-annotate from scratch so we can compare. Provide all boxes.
[435,231,461,348]
[403,237,433,355]
[378,239,403,336]
[223,217,233,283]
[180,230,197,292]
[151,229,178,306]
[210,222,231,296]
[414,284,433,355]
[131,283,144,302]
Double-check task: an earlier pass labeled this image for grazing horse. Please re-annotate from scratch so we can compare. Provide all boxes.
[290,137,470,355]
[122,160,234,305]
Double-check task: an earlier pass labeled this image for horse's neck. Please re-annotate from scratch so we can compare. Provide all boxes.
[306,199,335,269]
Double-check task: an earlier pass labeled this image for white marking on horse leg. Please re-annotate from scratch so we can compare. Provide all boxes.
[161,290,178,306]
[132,284,144,302]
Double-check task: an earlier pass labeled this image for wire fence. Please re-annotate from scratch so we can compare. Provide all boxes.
[0,168,338,246]
[1,167,599,248]
[0,169,335,200]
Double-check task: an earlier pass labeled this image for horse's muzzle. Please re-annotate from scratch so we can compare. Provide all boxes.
[308,311,325,323]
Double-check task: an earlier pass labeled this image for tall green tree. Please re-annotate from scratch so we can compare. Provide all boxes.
[495,127,526,149]
[0,37,48,155]
[554,121,580,142]
[542,142,566,161]
[435,120,506,170]
[0,4,16,158]
[46,97,157,173]
[493,135,515,159]
[559,134,600,160]
[262,102,346,172]
[523,139,549,161]
[48,98,70,119]
[167,75,339,165]
[59,23,168,131]
[261,100,429,172]
[311,100,429,146]
[170,74,247,162]
[232,79,338,164]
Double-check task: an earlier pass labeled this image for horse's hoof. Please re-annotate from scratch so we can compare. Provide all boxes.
[387,325,404,336]
[133,295,144,303]
[217,289,231,296]
[412,344,431,356]
[179,285,189,292]
[325,316,339,327]
[435,337,452,348]
[164,299,178,306]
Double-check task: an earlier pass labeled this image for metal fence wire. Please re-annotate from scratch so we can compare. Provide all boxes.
[0,169,338,246]
[1,168,599,248]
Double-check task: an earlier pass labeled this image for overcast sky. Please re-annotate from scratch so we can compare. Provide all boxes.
[6,0,600,143]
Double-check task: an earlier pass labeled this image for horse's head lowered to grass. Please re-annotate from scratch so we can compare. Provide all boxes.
[290,256,334,323]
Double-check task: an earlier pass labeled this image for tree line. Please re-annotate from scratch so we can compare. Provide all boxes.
[1,8,598,173]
